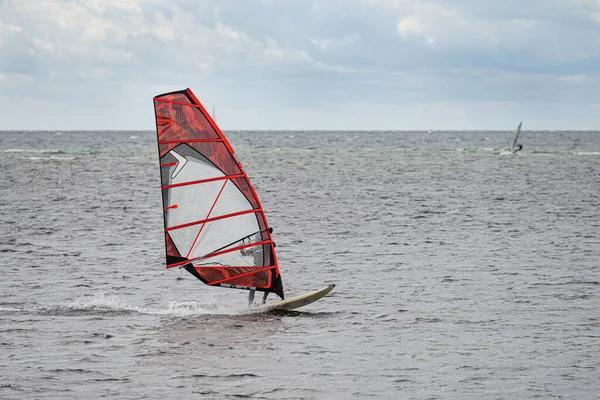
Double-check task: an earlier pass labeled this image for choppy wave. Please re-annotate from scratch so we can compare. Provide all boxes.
[161,300,244,316]
[21,156,76,161]
[1,148,65,154]
[62,293,137,313]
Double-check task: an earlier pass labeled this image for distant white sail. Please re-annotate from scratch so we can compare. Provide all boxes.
[512,122,523,153]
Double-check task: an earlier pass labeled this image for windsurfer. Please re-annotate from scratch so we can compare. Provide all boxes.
[155,89,285,308]
[512,143,523,154]
[248,289,269,306]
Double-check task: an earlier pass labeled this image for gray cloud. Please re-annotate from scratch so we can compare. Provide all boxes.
[0,0,599,129]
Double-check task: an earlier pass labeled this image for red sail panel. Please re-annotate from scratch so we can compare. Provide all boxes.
[153,88,284,299]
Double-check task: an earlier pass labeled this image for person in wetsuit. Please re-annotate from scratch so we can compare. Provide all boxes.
[512,143,523,154]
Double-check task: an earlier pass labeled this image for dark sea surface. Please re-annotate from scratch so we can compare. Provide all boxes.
[1,130,599,399]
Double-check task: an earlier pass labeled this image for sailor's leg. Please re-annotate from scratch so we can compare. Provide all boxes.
[248,289,255,306]
[262,291,269,304]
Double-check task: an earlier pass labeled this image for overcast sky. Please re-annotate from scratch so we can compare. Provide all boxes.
[1,0,599,130]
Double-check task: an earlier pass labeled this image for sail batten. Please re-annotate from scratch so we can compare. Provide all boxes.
[167,240,273,269]
[158,139,223,145]
[164,209,262,232]
[153,88,284,299]
[201,239,273,260]
[162,174,246,190]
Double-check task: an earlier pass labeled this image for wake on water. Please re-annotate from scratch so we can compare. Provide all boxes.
[1,292,260,317]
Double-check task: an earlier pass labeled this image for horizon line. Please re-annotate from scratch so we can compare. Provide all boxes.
[2,129,599,133]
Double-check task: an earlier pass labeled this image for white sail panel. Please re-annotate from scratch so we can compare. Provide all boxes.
[189,212,263,262]
[166,180,224,227]
[209,180,255,218]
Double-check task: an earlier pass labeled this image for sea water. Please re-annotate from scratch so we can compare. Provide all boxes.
[1,130,599,399]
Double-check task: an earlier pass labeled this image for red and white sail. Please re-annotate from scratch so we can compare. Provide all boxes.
[153,88,284,299]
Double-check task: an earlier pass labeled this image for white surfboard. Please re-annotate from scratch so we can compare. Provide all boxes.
[254,284,335,312]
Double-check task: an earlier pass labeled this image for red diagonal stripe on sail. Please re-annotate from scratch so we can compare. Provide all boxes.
[167,260,191,269]
[164,209,261,232]
[201,240,272,260]
[166,239,273,269]
[185,178,229,258]
[162,174,245,190]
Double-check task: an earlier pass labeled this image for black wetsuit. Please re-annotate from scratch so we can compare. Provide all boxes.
[512,144,523,154]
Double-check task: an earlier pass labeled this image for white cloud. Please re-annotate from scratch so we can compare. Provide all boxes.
[558,74,591,84]
[0,0,599,130]
[310,34,360,52]
[0,22,21,35]
[395,3,531,50]
[397,15,424,38]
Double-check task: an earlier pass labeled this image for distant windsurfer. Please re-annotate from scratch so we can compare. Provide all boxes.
[511,122,523,154]
[512,143,523,154]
